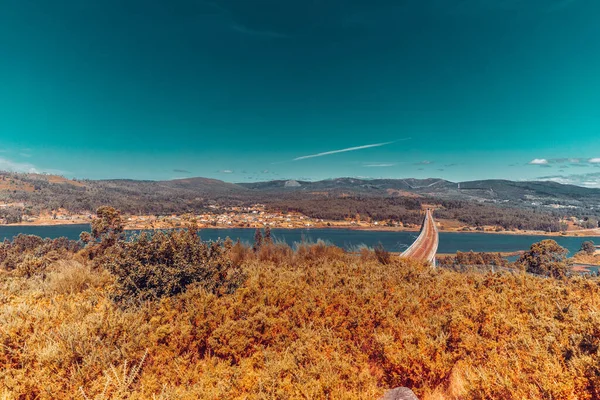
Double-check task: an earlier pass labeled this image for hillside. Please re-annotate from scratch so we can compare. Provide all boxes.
[241,177,600,202]
[1,172,599,231]
[238,178,453,194]
[0,172,248,219]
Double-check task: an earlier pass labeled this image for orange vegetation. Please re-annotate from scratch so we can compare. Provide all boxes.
[0,175,34,192]
[2,236,600,399]
[571,252,600,266]
[386,189,422,198]
[44,174,85,187]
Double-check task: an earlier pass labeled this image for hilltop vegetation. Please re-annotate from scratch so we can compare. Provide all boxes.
[3,171,600,232]
[271,196,566,231]
[2,208,600,399]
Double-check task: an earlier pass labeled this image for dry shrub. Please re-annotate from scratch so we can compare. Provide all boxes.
[15,254,45,278]
[5,238,600,398]
[229,239,253,265]
[0,273,150,398]
[294,240,345,264]
[374,243,391,265]
[257,242,294,264]
[359,246,376,263]
[0,235,81,276]
[98,230,245,302]
[79,350,148,400]
[44,260,113,295]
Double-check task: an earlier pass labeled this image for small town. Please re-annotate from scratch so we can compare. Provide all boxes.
[6,201,600,238]
[7,203,423,231]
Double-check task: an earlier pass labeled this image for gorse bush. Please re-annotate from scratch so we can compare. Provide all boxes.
[517,239,570,278]
[0,234,82,276]
[437,251,509,270]
[580,240,596,255]
[4,239,600,399]
[99,229,245,302]
[44,259,113,295]
[4,206,600,398]
[374,242,391,265]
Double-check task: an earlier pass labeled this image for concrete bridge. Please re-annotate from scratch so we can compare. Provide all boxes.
[401,209,439,266]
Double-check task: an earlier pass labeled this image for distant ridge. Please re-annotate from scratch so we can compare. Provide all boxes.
[238,177,600,200]
[1,171,600,218]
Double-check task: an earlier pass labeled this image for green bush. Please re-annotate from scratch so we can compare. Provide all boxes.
[0,234,81,276]
[580,240,596,255]
[517,239,570,278]
[99,229,245,302]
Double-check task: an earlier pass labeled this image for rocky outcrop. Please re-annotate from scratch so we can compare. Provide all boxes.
[381,387,419,400]
[284,180,301,187]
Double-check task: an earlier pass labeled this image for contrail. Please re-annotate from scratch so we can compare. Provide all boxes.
[293,139,409,161]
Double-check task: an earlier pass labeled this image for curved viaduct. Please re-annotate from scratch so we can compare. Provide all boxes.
[401,209,439,266]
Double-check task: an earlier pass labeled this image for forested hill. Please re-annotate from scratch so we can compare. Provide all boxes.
[0,173,248,216]
[239,177,600,201]
[1,172,600,231]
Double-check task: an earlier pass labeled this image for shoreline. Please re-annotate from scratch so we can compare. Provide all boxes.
[5,221,600,237]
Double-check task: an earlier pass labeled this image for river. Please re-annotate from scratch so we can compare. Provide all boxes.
[1,224,596,256]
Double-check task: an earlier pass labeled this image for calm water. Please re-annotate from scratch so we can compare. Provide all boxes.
[1,224,597,255]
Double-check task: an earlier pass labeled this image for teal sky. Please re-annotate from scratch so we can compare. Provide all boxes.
[1,0,599,185]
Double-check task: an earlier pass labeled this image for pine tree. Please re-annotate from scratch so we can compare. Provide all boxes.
[264,226,272,244]
[580,241,596,255]
[253,228,263,252]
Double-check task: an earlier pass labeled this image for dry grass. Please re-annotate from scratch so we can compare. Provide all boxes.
[0,176,35,192]
[44,174,86,187]
[2,242,600,398]
[43,259,114,295]
[572,252,600,266]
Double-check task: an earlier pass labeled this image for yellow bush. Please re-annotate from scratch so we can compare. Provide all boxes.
[2,242,600,399]
[44,260,113,295]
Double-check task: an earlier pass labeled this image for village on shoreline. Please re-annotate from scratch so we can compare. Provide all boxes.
[6,203,600,238]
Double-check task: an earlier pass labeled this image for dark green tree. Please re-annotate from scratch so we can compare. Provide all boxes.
[518,240,569,278]
[374,243,391,265]
[91,206,124,244]
[580,241,596,255]
[253,228,263,252]
[79,231,93,244]
[264,226,272,244]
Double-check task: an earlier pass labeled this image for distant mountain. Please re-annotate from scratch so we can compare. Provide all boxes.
[238,178,453,194]
[441,179,600,203]
[456,179,600,199]
[161,177,247,194]
[1,172,600,218]
[0,172,247,216]
[239,177,600,202]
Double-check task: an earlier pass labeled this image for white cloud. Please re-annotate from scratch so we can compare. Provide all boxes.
[219,169,234,174]
[537,172,600,188]
[0,157,39,173]
[293,139,409,161]
[588,158,600,163]
[529,158,549,165]
[363,163,396,167]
